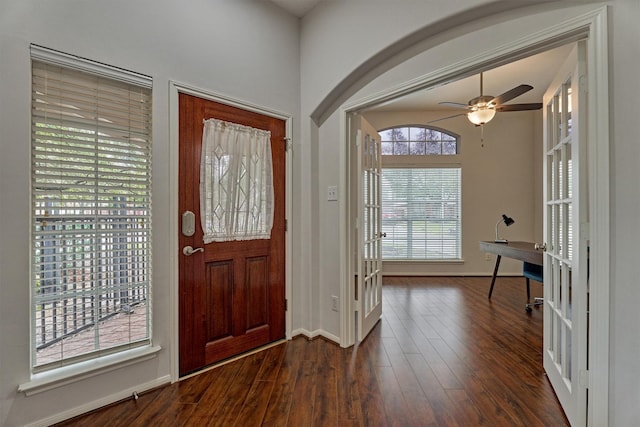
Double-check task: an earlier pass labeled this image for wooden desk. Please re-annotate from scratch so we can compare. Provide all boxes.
[480,241,543,299]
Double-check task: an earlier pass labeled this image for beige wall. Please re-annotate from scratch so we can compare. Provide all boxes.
[363,109,542,276]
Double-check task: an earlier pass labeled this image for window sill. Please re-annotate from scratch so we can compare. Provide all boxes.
[383,259,464,264]
[18,345,162,396]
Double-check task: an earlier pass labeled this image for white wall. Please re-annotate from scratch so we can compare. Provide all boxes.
[300,0,640,424]
[364,110,541,276]
[0,1,300,425]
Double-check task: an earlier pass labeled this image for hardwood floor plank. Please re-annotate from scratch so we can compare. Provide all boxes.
[336,345,365,426]
[55,277,568,427]
[381,337,438,425]
[233,379,276,427]
[255,343,287,382]
[312,340,339,426]
[376,365,421,426]
[445,388,488,426]
[182,362,240,424]
[129,388,195,427]
[286,359,317,426]
[355,336,389,426]
[206,352,268,426]
[230,344,287,426]
[405,352,462,427]
[176,367,224,404]
[260,337,305,426]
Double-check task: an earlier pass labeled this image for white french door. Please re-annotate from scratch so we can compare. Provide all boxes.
[542,42,589,426]
[356,129,383,340]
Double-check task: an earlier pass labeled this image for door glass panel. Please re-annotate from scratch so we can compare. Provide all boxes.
[557,320,563,366]
[567,268,573,321]
[566,323,572,381]
[359,132,383,335]
[555,95,562,144]
[559,257,563,307]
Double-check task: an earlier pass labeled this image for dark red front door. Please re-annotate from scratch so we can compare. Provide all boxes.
[178,93,286,376]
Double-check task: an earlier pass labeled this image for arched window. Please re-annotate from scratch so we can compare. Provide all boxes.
[379,126,458,156]
[379,126,461,260]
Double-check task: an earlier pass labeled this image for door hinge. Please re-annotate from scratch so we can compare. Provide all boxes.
[285,219,288,232]
[580,222,590,241]
[579,369,589,388]
[284,137,292,152]
[285,299,288,311]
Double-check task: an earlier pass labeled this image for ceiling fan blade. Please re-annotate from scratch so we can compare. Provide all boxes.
[427,113,466,124]
[495,103,543,112]
[438,101,469,109]
[490,84,533,106]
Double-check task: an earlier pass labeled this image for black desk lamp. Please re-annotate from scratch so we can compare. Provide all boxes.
[495,214,514,243]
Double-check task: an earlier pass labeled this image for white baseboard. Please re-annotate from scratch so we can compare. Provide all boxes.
[25,375,171,427]
[291,328,340,344]
[381,272,522,277]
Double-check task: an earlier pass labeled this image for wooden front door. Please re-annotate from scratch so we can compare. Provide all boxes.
[178,93,286,376]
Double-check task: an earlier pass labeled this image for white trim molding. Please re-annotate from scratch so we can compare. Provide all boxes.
[23,373,170,427]
[291,328,341,344]
[30,44,152,88]
[18,345,162,397]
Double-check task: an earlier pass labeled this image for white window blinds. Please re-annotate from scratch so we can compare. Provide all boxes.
[381,168,461,260]
[200,119,274,243]
[31,50,152,370]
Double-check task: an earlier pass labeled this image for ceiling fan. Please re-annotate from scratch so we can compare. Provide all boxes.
[432,72,542,126]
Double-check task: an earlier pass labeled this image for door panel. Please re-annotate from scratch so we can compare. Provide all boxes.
[542,42,588,426]
[179,93,286,376]
[357,130,383,340]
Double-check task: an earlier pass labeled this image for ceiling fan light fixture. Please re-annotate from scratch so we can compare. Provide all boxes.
[467,107,496,125]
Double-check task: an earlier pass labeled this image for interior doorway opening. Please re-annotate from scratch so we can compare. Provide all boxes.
[342,8,610,423]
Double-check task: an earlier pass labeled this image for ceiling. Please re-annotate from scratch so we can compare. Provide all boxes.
[267,1,574,117]
[269,0,322,17]
[368,43,574,113]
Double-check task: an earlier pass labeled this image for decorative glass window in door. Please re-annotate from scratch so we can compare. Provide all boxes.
[200,119,273,242]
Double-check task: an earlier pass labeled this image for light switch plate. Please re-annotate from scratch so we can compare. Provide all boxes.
[327,185,338,201]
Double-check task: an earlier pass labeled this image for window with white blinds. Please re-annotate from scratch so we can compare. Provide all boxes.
[381,168,461,260]
[30,47,152,371]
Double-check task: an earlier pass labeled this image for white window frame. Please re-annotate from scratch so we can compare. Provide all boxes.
[23,45,157,392]
[379,126,461,261]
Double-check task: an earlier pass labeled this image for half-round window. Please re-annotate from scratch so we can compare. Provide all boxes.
[379,126,458,156]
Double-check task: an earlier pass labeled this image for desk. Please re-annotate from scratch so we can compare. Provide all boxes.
[480,241,543,299]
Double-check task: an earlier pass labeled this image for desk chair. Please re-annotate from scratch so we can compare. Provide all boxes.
[523,262,543,312]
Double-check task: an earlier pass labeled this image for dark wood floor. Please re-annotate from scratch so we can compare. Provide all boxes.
[57,276,568,426]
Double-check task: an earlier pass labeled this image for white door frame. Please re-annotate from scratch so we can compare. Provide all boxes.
[168,81,293,382]
[340,6,609,425]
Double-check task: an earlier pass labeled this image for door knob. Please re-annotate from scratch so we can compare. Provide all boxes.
[183,245,204,256]
[380,232,387,238]
[535,242,547,251]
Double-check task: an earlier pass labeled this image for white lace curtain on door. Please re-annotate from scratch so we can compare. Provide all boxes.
[200,118,274,243]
